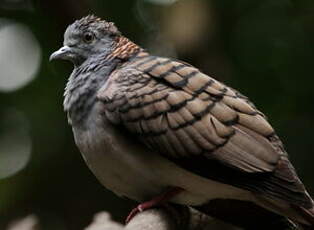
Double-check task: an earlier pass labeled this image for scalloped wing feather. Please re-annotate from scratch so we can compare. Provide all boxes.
[98,58,279,173]
[97,54,313,208]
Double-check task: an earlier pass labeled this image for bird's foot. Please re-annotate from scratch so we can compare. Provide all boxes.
[125,187,184,224]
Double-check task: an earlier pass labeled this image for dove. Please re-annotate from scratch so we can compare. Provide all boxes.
[50,15,314,229]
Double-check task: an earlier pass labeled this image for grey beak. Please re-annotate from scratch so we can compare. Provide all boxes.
[49,46,73,61]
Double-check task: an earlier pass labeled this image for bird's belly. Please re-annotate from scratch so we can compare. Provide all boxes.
[72,108,254,205]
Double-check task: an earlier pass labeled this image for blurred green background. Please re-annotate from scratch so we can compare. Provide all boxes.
[0,0,313,229]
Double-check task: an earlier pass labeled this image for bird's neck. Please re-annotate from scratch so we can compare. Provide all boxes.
[106,36,144,61]
[63,37,144,126]
[63,58,121,126]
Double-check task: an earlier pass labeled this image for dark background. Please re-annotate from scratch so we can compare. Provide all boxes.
[0,0,313,229]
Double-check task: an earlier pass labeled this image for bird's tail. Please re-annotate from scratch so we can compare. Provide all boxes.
[194,199,297,230]
[292,205,314,230]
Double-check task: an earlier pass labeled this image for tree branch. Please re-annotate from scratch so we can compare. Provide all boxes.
[6,215,39,230]
[5,206,237,230]
[85,206,224,230]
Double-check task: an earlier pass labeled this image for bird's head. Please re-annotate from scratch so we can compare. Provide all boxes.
[50,15,121,66]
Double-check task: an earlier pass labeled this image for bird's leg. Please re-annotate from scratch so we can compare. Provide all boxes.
[125,187,184,224]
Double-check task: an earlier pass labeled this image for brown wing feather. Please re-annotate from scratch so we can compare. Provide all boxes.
[99,57,279,171]
[97,54,313,208]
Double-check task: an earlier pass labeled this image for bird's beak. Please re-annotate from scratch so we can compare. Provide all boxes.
[49,46,73,61]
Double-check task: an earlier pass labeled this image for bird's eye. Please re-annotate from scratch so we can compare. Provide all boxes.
[83,32,94,43]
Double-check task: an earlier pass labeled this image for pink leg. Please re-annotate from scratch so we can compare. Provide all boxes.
[125,187,184,224]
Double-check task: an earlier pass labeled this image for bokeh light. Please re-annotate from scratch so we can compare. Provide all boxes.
[0,19,41,92]
[144,0,179,5]
[162,0,212,54]
[0,109,32,179]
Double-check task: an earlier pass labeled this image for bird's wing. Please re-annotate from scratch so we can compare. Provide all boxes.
[97,55,312,208]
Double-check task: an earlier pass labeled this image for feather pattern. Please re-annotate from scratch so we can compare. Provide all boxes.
[97,52,313,209]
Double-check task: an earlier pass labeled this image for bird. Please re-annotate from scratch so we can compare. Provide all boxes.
[50,15,314,229]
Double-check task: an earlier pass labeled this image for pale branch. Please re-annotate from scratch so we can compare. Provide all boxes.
[5,206,237,230]
[6,215,39,230]
[84,206,235,230]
